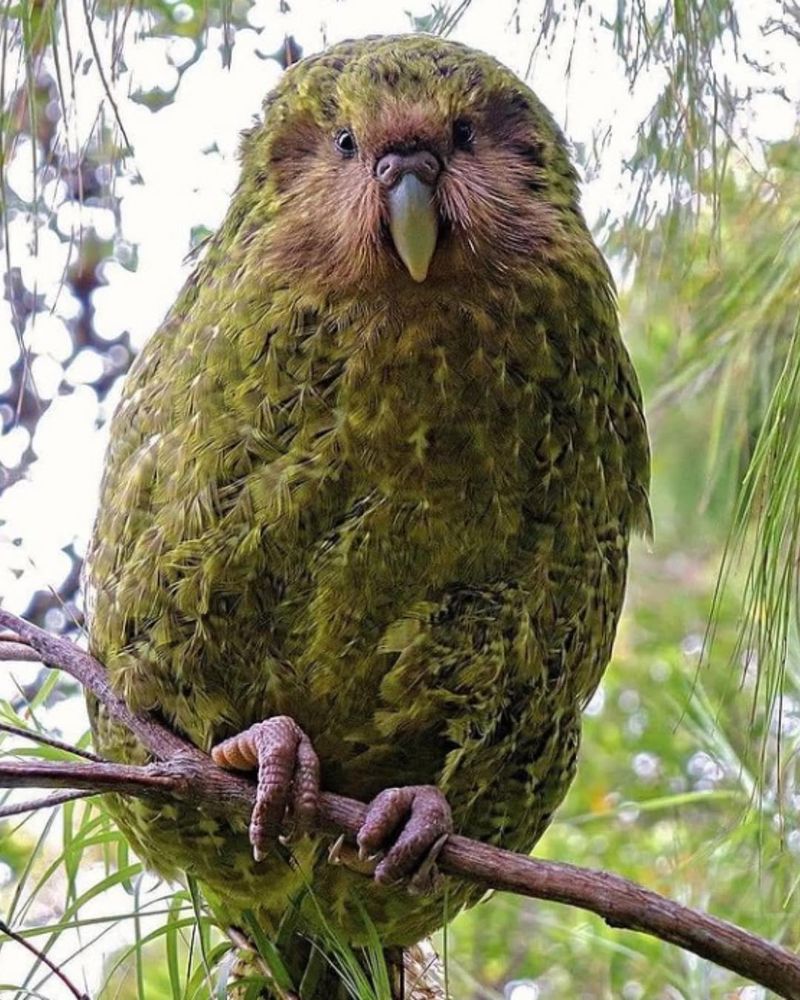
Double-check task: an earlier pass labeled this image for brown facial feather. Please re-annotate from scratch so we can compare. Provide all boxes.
[253,81,585,301]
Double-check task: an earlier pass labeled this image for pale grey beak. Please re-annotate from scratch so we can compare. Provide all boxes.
[387,174,438,283]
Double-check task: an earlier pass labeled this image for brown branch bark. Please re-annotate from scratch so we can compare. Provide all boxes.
[1,608,800,999]
[0,918,90,1000]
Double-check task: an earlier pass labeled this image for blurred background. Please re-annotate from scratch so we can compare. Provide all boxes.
[1,1,799,997]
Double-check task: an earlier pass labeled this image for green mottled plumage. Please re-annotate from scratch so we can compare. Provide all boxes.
[85,32,650,979]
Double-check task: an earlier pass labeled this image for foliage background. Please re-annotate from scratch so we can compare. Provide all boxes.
[1,1,799,997]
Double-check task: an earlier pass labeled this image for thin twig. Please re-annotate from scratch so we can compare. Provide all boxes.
[0,917,90,1000]
[0,720,104,762]
[1,609,800,998]
[0,787,96,818]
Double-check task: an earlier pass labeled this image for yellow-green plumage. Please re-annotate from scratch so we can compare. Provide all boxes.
[85,32,650,985]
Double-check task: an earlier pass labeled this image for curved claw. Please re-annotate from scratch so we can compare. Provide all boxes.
[357,785,453,892]
[211,716,320,861]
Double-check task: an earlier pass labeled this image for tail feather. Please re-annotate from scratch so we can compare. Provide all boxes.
[402,942,447,1000]
[229,936,447,999]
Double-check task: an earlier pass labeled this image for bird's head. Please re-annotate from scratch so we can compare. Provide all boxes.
[235,35,591,302]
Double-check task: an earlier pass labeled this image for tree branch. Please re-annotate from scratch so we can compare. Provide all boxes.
[0,788,97,819]
[0,719,103,761]
[1,608,799,999]
[0,918,90,1000]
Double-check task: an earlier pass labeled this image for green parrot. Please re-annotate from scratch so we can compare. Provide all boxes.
[85,32,651,997]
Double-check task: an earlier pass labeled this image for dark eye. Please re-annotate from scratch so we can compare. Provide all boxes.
[335,129,357,157]
[453,119,475,149]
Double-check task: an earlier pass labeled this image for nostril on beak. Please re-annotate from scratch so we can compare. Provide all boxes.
[414,151,440,186]
[376,150,441,188]
[376,153,400,186]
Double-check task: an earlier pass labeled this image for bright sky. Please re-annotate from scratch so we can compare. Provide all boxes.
[0,0,797,994]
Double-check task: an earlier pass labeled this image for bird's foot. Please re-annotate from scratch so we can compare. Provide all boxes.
[211,716,320,861]
[357,785,452,894]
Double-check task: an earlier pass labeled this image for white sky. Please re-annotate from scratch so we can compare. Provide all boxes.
[0,0,798,994]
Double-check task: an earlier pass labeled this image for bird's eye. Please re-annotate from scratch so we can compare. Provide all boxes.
[335,129,357,157]
[453,119,475,149]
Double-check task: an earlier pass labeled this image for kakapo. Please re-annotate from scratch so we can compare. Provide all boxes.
[85,32,650,998]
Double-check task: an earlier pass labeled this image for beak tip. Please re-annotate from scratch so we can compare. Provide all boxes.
[387,174,438,286]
